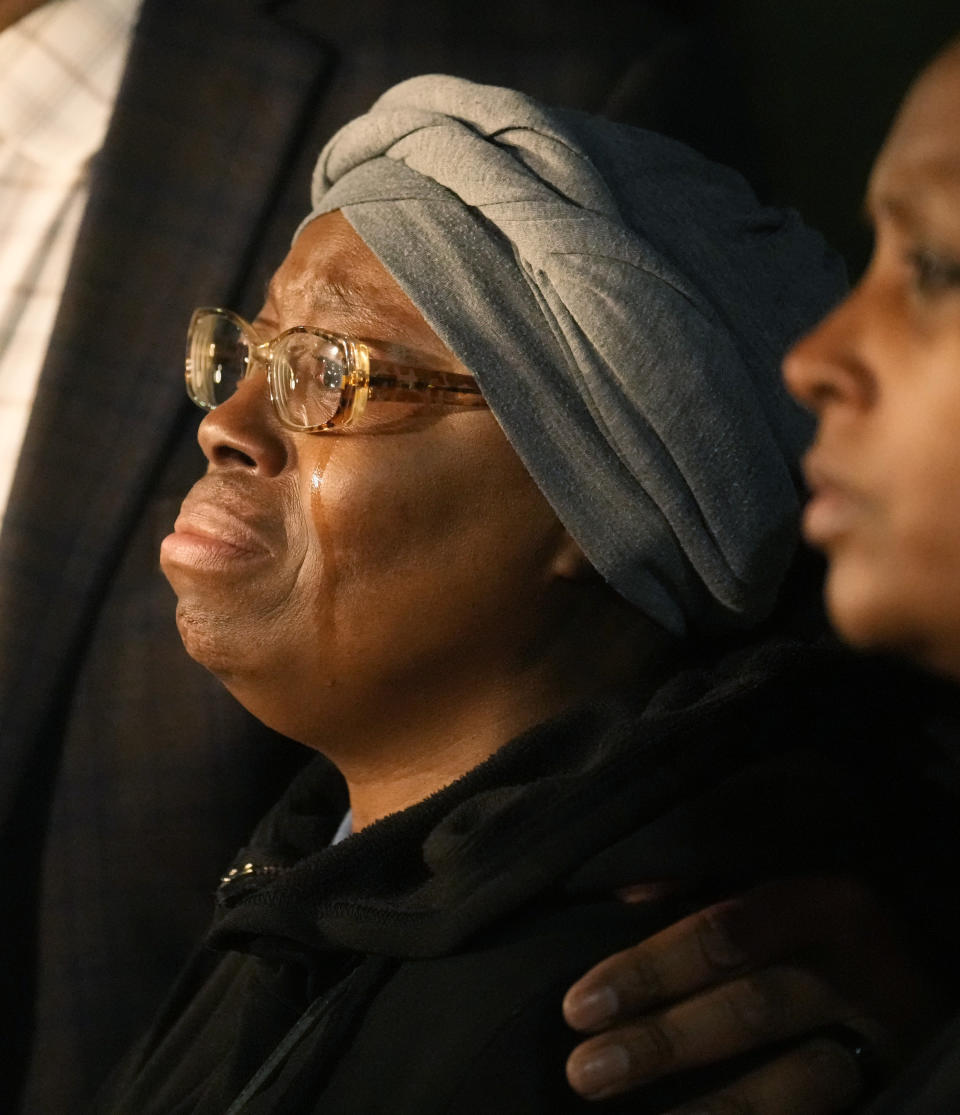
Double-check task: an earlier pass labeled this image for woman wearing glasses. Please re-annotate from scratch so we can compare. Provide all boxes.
[95,77,960,1113]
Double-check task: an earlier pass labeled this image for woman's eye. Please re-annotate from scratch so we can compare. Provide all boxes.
[908,248,960,295]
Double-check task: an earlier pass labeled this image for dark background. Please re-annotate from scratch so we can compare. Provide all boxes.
[703,0,959,274]
[297,0,958,277]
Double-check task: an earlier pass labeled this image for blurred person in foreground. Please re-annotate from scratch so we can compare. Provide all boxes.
[92,75,960,1114]
[784,33,960,1115]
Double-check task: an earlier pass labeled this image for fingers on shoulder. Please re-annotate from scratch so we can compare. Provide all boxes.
[665,1037,865,1115]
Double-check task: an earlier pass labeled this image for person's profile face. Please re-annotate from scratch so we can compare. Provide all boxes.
[160,211,574,744]
[783,42,960,678]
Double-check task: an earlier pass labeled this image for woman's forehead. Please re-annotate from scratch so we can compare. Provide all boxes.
[868,50,960,226]
[269,213,455,361]
[880,47,960,176]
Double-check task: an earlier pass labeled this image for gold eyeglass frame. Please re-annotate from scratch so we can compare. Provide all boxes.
[186,306,487,432]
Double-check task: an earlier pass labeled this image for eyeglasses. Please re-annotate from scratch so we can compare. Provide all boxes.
[185,307,487,432]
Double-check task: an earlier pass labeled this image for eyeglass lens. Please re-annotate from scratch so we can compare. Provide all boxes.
[188,312,249,409]
[190,311,352,427]
[272,332,350,428]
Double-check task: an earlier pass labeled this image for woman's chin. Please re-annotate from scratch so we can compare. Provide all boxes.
[824,559,960,682]
[173,600,254,679]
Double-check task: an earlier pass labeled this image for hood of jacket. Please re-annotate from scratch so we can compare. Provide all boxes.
[208,633,959,969]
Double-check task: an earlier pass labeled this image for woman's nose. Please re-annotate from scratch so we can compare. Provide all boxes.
[783,283,878,415]
[197,369,288,476]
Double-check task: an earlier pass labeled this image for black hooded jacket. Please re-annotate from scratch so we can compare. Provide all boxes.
[95,638,960,1114]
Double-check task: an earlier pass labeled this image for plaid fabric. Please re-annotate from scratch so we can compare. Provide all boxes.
[0,0,140,517]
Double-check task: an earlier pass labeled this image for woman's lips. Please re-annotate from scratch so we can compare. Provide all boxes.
[160,490,275,570]
[801,456,865,546]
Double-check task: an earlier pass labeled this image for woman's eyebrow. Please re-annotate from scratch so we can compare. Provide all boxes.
[316,284,395,328]
[275,272,365,316]
[265,273,456,362]
[864,186,916,232]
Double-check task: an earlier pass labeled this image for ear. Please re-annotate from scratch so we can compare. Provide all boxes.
[551,530,599,582]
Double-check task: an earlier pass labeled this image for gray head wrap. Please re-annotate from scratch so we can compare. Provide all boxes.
[300,75,846,636]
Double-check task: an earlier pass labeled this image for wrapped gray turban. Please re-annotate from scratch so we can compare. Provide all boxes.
[300,76,846,636]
